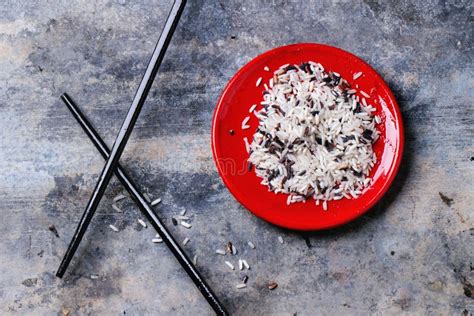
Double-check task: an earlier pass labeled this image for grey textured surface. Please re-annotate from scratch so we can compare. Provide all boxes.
[0,0,473,315]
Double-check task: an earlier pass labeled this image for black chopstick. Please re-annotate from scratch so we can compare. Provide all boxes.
[60,93,228,315]
[57,0,186,277]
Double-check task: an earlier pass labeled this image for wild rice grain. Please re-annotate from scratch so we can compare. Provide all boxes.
[225,261,235,270]
[242,275,249,284]
[138,219,147,228]
[268,282,278,290]
[151,198,162,206]
[226,241,233,254]
[109,224,119,232]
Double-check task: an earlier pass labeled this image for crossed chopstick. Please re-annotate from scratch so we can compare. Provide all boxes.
[56,1,227,314]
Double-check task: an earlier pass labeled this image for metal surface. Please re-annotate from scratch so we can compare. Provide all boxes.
[61,93,227,315]
[57,0,186,278]
[0,0,472,314]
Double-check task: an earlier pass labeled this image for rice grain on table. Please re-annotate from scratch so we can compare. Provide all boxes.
[239,259,243,270]
[278,236,284,244]
[112,204,122,213]
[151,198,162,206]
[183,237,190,246]
[236,284,247,289]
[247,241,256,249]
[242,259,250,270]
[138,219,147,228]
[193,255,198,265]
[247,61,380,208]
[181,221,192,229]
[152,238,163,243]
[113,194,126,202]
[109,224,119,232]
[143,193,152,203]
[225,261,235,270]
[215,249,226,255]
[180,208,187,216]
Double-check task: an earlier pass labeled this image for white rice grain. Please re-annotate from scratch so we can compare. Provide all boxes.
[181,221,192,229]
[225,261,235,270]
[216,249,226,255]
[256,77,262,87]
[360,90,370,98]
[264,66,270,72]
[152,238,163,243]
[249,104,257,113]
[151,198,162,206]
[113,194,126,202]
[183,237,190,246]
[138,219,147,228]
[247,241,256,249]
[278,236,284,244]
[236,284,247,289]
[242,259,250,270]
[112,204,122,213]
[109,224,119,232]
[353,72,362,80]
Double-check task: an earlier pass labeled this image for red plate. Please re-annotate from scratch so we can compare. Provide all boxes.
[211,43,404,230]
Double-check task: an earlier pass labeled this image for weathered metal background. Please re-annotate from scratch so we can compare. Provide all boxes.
[0,0,472,314]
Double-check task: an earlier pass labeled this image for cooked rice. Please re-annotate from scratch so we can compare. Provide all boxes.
[247,62,380,207]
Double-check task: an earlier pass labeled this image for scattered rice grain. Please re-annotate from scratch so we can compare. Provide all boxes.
[113,194,126,202]
[225,261,235,270]
[151,198,162,206]
[181,221,192,229]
